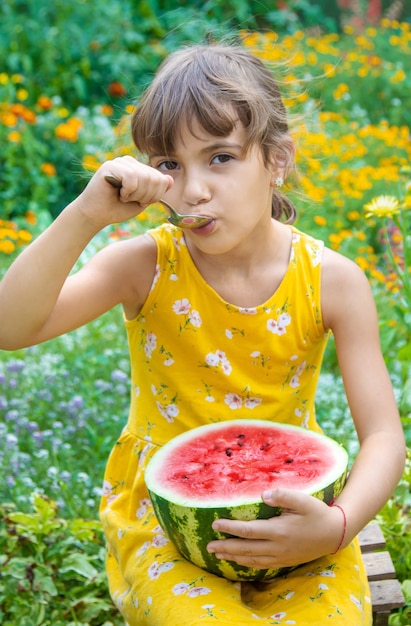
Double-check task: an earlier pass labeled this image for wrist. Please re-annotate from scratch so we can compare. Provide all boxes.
[329,502,347,554]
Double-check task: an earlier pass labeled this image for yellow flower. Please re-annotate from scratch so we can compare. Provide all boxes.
[8,130,21,143]
[40,162,56,177]
[16,88,29,101]
[0,240,15,254]
[364,195,400,218]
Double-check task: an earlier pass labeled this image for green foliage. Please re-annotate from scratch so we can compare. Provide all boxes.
[0,492,122,625]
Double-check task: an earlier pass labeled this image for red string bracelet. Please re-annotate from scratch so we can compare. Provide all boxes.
[330,502,347,554]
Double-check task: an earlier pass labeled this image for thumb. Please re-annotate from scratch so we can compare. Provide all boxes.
[262,488,312,514]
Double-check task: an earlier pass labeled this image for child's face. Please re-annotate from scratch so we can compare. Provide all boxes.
[149,120,279,255]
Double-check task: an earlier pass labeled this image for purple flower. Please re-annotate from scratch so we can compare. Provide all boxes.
[70,395,84,409]
[6,360,25,373]
[111,369,129,383]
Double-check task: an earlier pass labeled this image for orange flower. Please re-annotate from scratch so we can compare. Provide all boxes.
[108,81,127,97]
[55,119,83,142]
[24,211,37,225]
[40,162,57,177]
[313,215,327,226]
[99,104,114,116]
[0,111,18,127]
[37,96,53,110]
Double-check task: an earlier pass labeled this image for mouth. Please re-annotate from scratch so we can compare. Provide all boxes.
[189,218,216,234]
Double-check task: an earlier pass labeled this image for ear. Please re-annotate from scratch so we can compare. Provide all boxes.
[269,134,296,188]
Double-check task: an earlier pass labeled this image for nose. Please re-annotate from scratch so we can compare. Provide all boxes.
[181,170,211,208]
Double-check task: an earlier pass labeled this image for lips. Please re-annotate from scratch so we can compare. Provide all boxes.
[190,218,216,235]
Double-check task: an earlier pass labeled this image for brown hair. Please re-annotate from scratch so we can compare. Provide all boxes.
[131,44,297,223]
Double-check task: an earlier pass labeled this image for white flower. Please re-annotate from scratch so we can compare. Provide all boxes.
[186,586,211,598]
[206,352,220,366]
[224,393,242,409]
[189,309,202,327]
[221,359,232,375]
[152,535,169,547]
[136,541,151,556]
[172,582,190,596]
[172,298,191,315]
[244,397,262,409]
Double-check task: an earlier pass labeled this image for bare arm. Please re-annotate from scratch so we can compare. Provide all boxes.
[207,249,405,568]
[0,157,172,349]
[321,248,406,545]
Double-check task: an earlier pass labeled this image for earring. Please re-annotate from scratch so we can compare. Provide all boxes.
[275,176,284,188]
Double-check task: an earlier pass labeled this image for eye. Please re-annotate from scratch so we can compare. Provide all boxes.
[156,160,179,171]
[211,153,233,164]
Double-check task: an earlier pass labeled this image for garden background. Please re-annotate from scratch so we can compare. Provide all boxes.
[0,0,410,624]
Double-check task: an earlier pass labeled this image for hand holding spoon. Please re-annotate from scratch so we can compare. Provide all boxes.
[104,174,212,229]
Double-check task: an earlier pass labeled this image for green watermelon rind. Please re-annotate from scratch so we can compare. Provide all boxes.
[145,420,348,581]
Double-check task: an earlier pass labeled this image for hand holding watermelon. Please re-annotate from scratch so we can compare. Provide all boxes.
[145,420,349,581]
[207,487,346,570]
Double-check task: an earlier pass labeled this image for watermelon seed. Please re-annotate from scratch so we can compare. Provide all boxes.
[285,459,294,464]
[237,434,245,439]
[225,448,233,457]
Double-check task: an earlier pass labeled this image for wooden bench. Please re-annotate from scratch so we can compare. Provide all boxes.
[359,522,405,626]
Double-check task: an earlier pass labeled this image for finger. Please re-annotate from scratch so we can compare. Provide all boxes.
[261,487,318,514]
[214,552,282,570]
[211,518,277,541]
[208,537,274,558]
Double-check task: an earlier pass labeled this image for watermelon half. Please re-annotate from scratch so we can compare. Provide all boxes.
[145,419,348,581]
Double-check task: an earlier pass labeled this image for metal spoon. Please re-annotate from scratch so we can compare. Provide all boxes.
[104,174,213,229]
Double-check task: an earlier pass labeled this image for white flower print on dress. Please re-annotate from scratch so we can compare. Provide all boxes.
[267,312,291,335]
[152,534,169,547]
[148,560,175,580]
[186,586,211,598]
[136,498,151,519]
[225,393,242,409]
[306,241,323,267]
[350,594,363,610]
[173,298,191,315]
[244,397,262,409]
[172,298,203,331]
[150,264,161,292]
[172,582,190,596]
[225,392,261,409]
[136,541,151,556]
[156,401,179,422]
[239,307,257,314]
[144,332,157,358]
[205,350,232,375]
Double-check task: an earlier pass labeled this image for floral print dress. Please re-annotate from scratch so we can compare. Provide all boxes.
[100,223,371,625]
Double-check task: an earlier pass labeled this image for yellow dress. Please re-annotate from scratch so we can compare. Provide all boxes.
[100,223,372,625]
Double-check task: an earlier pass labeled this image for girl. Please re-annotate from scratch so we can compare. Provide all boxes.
[0,44,405,625]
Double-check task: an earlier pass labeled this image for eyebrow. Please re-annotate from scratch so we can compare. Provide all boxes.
[149,142,244,159]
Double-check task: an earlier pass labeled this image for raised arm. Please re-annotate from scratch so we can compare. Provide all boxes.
[0,157,172,349]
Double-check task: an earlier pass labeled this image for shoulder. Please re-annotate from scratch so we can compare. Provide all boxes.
[320,246,376,332]
[84,230,158,318]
